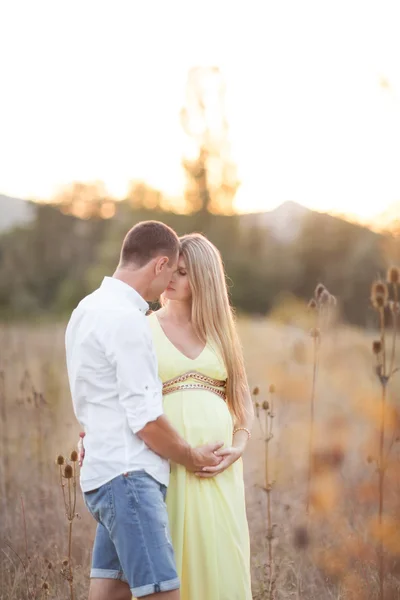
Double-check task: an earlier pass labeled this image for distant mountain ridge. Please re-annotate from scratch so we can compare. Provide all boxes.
[239,200,385,245]
[0,194,35,232]
[239,200,311,242]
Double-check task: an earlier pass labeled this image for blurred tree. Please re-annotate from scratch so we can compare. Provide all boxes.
[126,181,164,211]
[181,67,239,225]
[54,181,115,219]
[0,203,108,317]
[293,212,385,325]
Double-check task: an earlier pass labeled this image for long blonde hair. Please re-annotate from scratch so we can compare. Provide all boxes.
[169,233,249,423]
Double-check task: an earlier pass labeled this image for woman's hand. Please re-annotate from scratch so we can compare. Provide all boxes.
[195,445,242,478]
[78,432,85,467]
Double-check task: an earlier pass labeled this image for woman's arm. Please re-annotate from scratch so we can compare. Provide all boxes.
[232,387,254,453]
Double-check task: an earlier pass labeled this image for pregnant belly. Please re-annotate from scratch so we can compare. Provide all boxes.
[163,389,233,447]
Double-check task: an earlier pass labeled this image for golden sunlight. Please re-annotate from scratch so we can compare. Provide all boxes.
[0,0,400,225]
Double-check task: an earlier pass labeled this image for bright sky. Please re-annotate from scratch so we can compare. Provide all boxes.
[1,0,400,222]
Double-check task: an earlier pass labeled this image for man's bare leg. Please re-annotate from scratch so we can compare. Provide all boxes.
[88,579,131,600]
[142,590,180,600]
[88,578,180,600]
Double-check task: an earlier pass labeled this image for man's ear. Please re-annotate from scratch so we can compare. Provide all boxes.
[155,256,169,275]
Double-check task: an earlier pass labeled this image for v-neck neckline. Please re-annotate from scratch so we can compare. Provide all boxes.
[154,314,207,362]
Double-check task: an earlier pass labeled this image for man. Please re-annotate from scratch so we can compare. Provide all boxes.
[66,221,223,600]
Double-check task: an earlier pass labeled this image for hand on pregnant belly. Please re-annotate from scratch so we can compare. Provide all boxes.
[195,445,242,478]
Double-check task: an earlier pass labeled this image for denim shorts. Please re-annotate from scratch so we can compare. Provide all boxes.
[83,470,179,598]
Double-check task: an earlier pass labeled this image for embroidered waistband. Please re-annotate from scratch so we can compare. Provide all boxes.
[162,371,227,400]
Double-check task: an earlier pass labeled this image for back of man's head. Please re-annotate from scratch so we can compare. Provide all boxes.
[120,221,180,268]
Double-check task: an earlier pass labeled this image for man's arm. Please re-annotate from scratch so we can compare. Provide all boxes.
[137,415,223,471]
[106,310,222,470]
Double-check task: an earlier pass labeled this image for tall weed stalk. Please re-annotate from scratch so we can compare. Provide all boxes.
[306,284,336,516]
[370,267,400,600]
[56,451,79,600]
[254,384,277,599]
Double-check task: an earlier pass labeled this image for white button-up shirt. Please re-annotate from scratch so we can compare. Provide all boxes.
[65,277,169,492]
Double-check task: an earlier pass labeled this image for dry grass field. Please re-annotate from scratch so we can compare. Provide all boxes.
[1,299,400,599]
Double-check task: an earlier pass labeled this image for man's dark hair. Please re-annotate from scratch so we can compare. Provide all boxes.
[120,221,179,268]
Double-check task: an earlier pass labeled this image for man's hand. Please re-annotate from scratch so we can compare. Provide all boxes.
[195,445,242,478]
[185,442,224,472]
[78,432,85,467]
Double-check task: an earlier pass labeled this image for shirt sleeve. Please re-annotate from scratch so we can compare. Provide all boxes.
[105,310,164,434]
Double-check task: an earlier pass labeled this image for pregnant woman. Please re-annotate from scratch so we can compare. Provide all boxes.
[147,233,253,600]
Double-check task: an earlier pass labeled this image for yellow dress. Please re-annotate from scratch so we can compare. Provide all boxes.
[148,313,252,600]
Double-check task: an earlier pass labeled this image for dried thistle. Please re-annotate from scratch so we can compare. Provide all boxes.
[253,385,277,597]
[320,290,331,305]
[308,298,317,310]
[57,455,79,600]
[373,295,386,309]
[387,266,400,284]
[263,384,276,599]
[315,283,326,299]
[293,525,310,550]
[374,281,389,298]
[306,283,336,516]
[371,280,389,309]
[64,465,73,479]
[370,270,400,600]
[312,445,345,474]
[56,455,65,466]
[252,387,261,419]
[388,273,400,378]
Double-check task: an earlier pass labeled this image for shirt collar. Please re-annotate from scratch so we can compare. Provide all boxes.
[100,277,149,314]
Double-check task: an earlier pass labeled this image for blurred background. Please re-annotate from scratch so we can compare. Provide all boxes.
[1,0,400,324]
[2,2,400,599]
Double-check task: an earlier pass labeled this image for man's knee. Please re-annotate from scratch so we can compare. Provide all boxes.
[88,578,131,600]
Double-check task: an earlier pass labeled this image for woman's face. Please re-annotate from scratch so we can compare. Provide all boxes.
[164,255,192,302]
